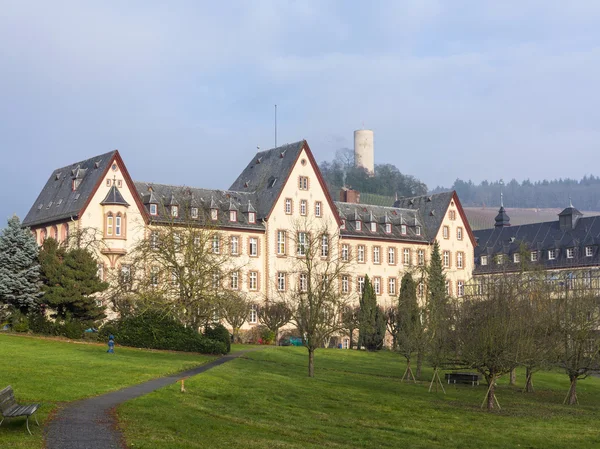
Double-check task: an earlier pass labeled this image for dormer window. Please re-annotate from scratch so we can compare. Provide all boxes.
[230,211,237,222]
[150,204,158,216]
[211,208,218,221]
[72,179,81,191]
[481,255,488,266]
[416,226,421,236]
[385,223,392,233]
[566,248,574,259]
[171,206,179,218]
[548,249,556,260]
[191,207,198,219]
[401,224,407,235]
[586,246,593,257]
[248,212,256,224]
[531,251,538,262]
[513,253,520,263]
[370,222,377,232]
[340,219,346,230]
[356,221,362,231]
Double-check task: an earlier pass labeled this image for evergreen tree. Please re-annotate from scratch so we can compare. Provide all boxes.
[397,273,422,379]
[358,275,386,351]
[0,216,41,313]
[39,238,108,323]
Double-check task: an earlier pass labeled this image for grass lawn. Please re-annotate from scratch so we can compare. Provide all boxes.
[119,346,600,449]
[0,333,217,449]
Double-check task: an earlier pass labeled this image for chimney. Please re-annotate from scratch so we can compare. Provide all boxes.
[340,187,360,204]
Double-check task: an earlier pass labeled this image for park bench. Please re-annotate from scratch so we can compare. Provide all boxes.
[0,386,40,435]
[445,372,480,386]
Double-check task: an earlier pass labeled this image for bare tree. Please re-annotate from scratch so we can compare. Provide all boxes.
[341,305,360,350]
[219,291,251,343]
[258,299,293,345]
[385,306,399,351]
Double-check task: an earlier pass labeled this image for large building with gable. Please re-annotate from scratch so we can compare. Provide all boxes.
[22,140,475,342]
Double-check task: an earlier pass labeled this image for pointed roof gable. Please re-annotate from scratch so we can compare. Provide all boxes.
[23,150,118,227]
[100,185,130,207]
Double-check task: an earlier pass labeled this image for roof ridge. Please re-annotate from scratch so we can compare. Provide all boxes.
[50,150,117,174]
[134,181,253,196]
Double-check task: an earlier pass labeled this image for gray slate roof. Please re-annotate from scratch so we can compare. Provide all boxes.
[336,202,428,243]
[100,185,130,207]
[229,141,306,219]
[474,211,600,274]
[22,150,117,227]
[392,191,455,241]
[134,182,263,230]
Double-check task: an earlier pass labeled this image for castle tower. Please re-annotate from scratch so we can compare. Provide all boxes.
[354,129,374,176]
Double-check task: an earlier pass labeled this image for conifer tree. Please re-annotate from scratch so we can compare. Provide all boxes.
[39,238,108,323]
[0,216,41,313]
[397,273,422,381]
[358,275,386,351]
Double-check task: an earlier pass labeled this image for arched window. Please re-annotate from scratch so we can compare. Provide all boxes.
[106,213,113,236]
[51,225,58,241]
[62,224,69,243]
[115,213,122,236]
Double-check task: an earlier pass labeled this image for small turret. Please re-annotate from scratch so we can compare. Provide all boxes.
[494,192,510,228]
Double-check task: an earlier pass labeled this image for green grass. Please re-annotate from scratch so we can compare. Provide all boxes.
[119,347,600,449]
[0,333,217,448]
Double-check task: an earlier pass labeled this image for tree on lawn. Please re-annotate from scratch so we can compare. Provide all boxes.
[358,275,386,351]
[341,305,360,350]
[287,219,350,377]
[385,305,399,351]
[259,300,293,345]
[0,216,41,314]
[39,238,109,323]
[396,273,422,382]
[218,292,251,343]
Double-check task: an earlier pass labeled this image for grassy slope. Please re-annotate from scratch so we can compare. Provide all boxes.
[0,333,216,448]
[118,347,600,449]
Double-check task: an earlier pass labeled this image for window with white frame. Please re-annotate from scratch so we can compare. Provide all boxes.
[418,249,424,266]
[531,251,538,262]
[373,246,380,264]
[249,272,258,290]
[297,232,307,256]
[230,210,237,222]
[457,251,464,268]
[230,236,239,255]
[171,205,179,218]
[370,222,377,232]
[248,212,256,223]
[150,204,158,216]
[212,235,220,254]
[277,231,286,255]
[340,219,346,230]
[443,251,450,268]
[443,226,449,239]
[418,282,424,297]
[300,200,307,216]
[513,253,520,263]
[357,245,365,263]
[151,231,159,250]
[249,304,258,323]
[385,223,392,233]
[416,226,421,236]
[457,227,463,240]
[548,249,556,260]
[341,275,349,294]
[457,281,464,297]
[249,237,258,256]
[388,277,396,295]
[106,213,113,236]
[445,280,451,296]
[191,207,198,219]
[567,248,574,259]
[299,273,308,292]
[173,232,181,251]
[150,266,159,287]
[373,277,381,295]
[321,234,329,257]
[231,271,239,290]
[315,201,322,217]
[115,214,122,236]
[277,272,286,291]
[342,244,349,261]
[343,338,349,349]
[388,247,395,265]
[210,208,218,220]
[449,210,456,220]
[356,221,362,231]
[299,176,308,190]
[357,276,365,294]
[401,224,407,235]
[586,246,594,257]
[496,254,504,264]
[404,248,411,265]
[285,199,292,214]
[481,255,488,266]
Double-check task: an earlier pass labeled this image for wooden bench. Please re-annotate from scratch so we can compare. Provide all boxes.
[0,386,40,435]
[445,372,480,386]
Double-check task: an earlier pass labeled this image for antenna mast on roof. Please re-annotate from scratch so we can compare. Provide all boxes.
[274,104,277,148]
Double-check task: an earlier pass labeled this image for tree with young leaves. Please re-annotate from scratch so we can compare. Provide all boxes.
[39,238,108,323]
[258,300,293,345]
[396,273,422,381]
[358,275,386,351]
[0,216,41,314]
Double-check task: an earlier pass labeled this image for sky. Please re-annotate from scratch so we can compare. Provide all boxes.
[2,0,600,222]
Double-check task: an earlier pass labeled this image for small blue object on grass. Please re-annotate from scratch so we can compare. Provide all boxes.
[107,335,115,354]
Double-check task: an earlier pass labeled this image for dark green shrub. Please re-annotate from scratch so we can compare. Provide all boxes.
[259,327,276,345]
[204,324,231,353]
[103,311,226,355]
[54,318,86,339]
[10,311,29,333]
[28,312,54,335]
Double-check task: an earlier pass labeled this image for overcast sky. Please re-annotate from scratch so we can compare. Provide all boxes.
[2,1,600,222]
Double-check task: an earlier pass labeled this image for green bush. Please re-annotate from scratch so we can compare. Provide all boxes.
[54,318,86,339]
[28,311,55,335]
[100,311,227,355]
[260,327,276,345]
[10,311,29,333]
[204,324,231,353]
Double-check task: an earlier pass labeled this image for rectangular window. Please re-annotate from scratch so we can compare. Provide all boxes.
[171,206,178,218]
[586,246,593,257]
[299,176,308,190]
[115,215,122,236]
[548,249,556,260]
[457,227,463,240]
[373,277,381,295]
[315,201,322,217]
[443,226,449,239]
[341,275,349,294]
[321,235,329,257]
[231,271,239,290]
[449,210,456,220]
[249,304,258,323]
[151,231,159,250]
[481,255,488,266]
[416,226,421,236]
[388,247,396,265]
[299,273,308,292]
[457,251,464,268]
[404,248,411,265]
[356,221,362,231]
[277,231,286,255]
[191,207,198,219]
[277,272,286,291]
[567,248,574,259]
[418,249,425,266]
[401,224,407,235]
[340,219,346,230]
[249,272,258,291]
[300,200,307,216]
[248,212,256,223]
[388,277,396,295]
[150,204,157,215]
[445,280,451,296]
[106,179,111,187]
[297,232,307,256]
[357,245,365,263]
[514,253,520,263]
[212,272,220,290]
[173,232,181,251]
[212,235,220,254]
[496,254,504,264]
[230,210,237,222]
[285,199,292,214]
[418,282,424,297]
[457,281,464,297]
[531,251,538,262]
[370,222,377,232]
[342,244,349,261]
[373,246,381,264]
[150,266,159,287]
[249,237,258,256]
[357,276,365,294]
[443,251,450,268]
[117,180,122,188]
[107,215,113,236]
[230,236,239,255]
[385,223,392,233]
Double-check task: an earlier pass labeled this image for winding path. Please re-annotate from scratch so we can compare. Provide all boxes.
[45,350,255,449]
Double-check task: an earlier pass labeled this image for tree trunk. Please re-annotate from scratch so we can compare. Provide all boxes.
[416,349,423,380]
[349,328,354,349]
[525,367,534,393]
[567,376,578,405]
[487,377,496,411]
[308,347,315,378]
[509,368,516,386]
